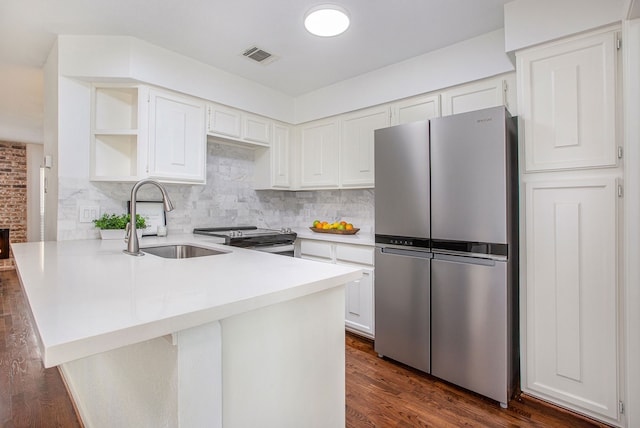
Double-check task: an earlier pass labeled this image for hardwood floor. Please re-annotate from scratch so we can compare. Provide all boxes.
[0,270,81,428]
[1,268,611,427]
[346,332,612,427]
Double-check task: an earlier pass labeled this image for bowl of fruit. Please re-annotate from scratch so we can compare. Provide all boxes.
[310,220,359,235]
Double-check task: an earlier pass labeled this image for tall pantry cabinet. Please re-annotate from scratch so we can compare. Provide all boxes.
[517,26,622,426]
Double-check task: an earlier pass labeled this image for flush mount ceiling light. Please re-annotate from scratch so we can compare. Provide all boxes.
[304,5,350,37]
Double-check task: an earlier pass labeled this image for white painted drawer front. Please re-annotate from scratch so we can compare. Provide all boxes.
[299,240,333,260]
[335,244,374,266]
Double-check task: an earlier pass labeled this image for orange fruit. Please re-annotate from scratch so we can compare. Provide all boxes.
[346,224,353,230]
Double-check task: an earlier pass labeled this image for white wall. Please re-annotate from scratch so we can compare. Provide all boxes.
[26,144,43,242]
[0,64,43,144]
[294,29,515,123]
[43,41,59,241]
[504,0,625,52]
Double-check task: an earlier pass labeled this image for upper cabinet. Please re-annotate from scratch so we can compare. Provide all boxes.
[207,103,242,140]
[90,85,146,181]
[390,94,441,125]
[147,89,206,183]
[340,106,390,188]
[90,85,206,184]
[517,30,618,172]
[299,118,340,188]
[254,123,291,190]
[441,75,516,117]
[207,103,271,148]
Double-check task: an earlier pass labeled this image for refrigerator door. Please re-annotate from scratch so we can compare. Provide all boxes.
[431,253,510,405]
[374,246,431,373]
[374,121,430,239]
[430,106,509,245]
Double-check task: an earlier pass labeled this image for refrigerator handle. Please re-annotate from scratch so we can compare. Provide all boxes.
[433,253,497,266]
[379,246,433,259]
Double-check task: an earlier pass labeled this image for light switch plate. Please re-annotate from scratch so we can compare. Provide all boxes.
[79,205,100,223]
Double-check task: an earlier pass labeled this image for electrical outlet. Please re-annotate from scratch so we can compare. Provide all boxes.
[79,206,100,223]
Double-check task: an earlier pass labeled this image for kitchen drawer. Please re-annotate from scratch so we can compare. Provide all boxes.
[299,240,333,261]
[336,244,374,266]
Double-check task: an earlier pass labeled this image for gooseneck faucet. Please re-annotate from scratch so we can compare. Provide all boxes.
[123,179,175,256]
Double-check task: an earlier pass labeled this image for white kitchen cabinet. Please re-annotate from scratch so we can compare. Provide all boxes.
[340,106,390,188]
[243,113,271,145]
[254,123,291,189]
[517,26,623,426]
[298,239,375,338]
[90,85,146,181]
[517,30,618,172]
[299,118,339,189]
[441,74,516,117]
[91,85,207,184]
[523,177,619,421]
[207,103,271,148]
[147,89,206,183]
[390,94,441,125]
[207,103,242,140]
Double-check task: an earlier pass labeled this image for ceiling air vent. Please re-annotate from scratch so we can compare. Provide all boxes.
[242,46,279,65]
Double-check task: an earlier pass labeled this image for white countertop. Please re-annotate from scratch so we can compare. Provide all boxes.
[11,234,362,368]
[293,227,375,246]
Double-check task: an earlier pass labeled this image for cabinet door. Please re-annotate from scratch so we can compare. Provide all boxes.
[299,119,339,188]
[524,177,618,420]
[243,114,271,145]
[345,268,374,338]
[148,90,206,183]
[271,124,290,188]
[518,30,617,172]
[391,94,441,125]
[208,104,241,139]
[340,106,389,188]
[441,76,508,116]
[253,124,290,189]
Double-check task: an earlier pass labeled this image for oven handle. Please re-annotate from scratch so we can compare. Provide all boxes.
[252,244,295,256]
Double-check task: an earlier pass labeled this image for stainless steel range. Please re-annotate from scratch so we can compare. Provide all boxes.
[193,226,297,256]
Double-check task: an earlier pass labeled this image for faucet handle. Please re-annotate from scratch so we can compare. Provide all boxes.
[124,222,131,243]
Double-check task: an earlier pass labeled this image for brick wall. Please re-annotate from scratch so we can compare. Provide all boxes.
[0,142,27,270]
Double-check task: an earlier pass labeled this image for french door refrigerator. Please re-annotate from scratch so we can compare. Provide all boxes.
[374,106,518,408]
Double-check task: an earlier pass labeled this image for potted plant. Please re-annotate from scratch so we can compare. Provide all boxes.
[93,213,147,240]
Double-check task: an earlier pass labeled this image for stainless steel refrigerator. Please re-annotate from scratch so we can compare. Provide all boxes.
[374,106,518,408]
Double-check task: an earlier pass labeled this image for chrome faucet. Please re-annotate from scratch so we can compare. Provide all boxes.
[123,179,175,256]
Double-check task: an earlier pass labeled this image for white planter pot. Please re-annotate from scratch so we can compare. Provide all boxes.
[99,229,143,240]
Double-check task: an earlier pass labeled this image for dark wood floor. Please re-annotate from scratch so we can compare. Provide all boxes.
[1,269,611,427]
[346,333,612,427]
[0,270,82,428]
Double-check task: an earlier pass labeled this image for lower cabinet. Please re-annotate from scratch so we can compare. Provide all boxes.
[522,176,620,423]
[298,239,375,338]
[344,268,374,337]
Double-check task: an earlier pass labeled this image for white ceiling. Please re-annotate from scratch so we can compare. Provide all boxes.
[0,0,511,96]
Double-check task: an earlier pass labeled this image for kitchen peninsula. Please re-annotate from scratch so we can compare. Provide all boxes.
[11,235,362,428]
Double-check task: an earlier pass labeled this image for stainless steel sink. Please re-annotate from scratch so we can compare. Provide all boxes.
[142,244,229,259]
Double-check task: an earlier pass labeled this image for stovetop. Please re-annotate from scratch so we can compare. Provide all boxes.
[192,226,296,247]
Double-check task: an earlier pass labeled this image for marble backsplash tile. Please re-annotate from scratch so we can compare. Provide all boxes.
[57,142,374,240]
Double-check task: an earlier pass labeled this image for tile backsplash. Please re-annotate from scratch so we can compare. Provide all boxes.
[58,142,374,240]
